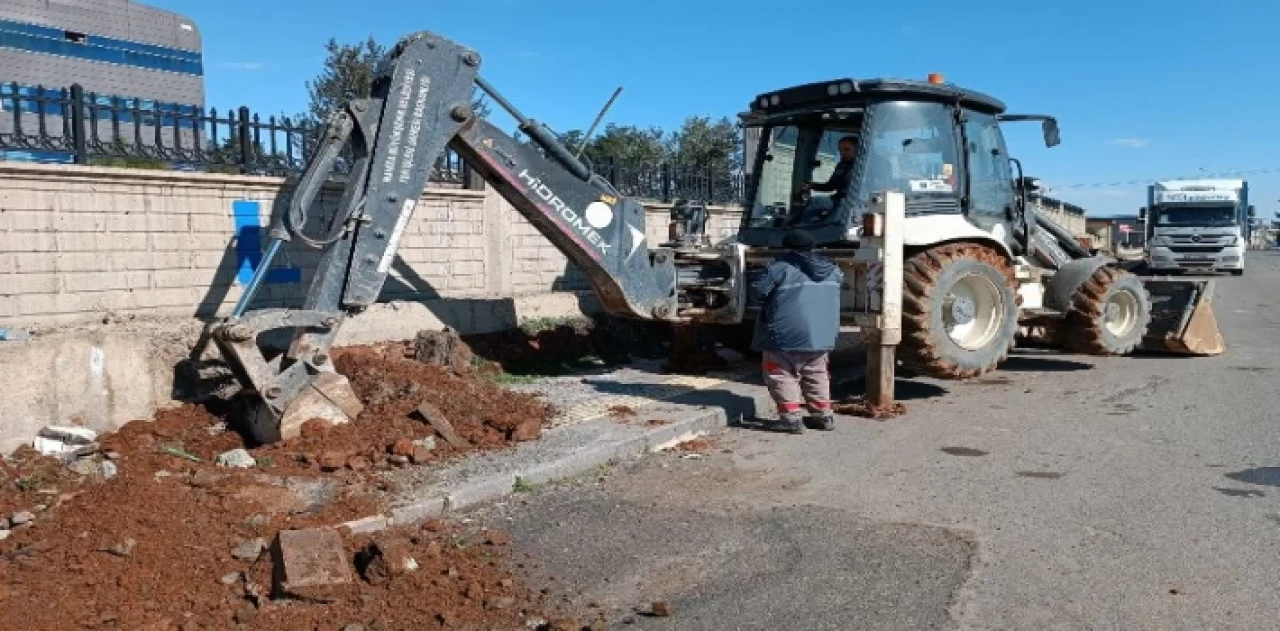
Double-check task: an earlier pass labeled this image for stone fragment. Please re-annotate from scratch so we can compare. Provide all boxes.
[216,449,256,468]
[272,528,354,601]
[231,537,267,561]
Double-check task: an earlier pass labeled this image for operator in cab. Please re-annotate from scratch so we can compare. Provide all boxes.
[799,135,857,222]
[750,229,844,434]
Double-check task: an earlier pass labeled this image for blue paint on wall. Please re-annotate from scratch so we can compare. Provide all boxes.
[233,200,301,285]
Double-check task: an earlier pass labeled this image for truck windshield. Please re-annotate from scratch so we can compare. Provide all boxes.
[1155,206,1238,226]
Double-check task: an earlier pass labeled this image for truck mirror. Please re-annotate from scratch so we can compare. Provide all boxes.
[1042,119,1061,148]
[1138,207,1146,221]
[1019,176,1041,192]
[1248,205,1256,218]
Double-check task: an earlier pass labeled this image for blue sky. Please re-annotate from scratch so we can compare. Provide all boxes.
[163,0,1280,218]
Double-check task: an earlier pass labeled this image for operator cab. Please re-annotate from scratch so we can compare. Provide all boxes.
[737,74,1059,249]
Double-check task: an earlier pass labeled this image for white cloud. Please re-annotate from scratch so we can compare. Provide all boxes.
[1106,137,1151,149]
[218,62,267,71]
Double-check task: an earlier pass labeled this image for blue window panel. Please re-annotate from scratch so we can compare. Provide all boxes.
[0,18,201,63]
[232,200,301,285]
[0,19,203,76]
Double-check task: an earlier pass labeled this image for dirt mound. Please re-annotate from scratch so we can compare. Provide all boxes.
[0,342,569,630]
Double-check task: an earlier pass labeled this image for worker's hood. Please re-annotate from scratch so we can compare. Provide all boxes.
[782,251,839,282]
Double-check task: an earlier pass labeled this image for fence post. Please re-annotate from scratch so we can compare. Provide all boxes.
[237,106,252,173]
[69,84,88,165]
[661,162,672,203]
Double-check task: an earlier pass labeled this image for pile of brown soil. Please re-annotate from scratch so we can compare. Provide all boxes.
[0,342,569,630]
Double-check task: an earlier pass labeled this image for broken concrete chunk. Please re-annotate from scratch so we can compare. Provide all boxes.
[357,537,419,585]
[0,530,10,541]
[220,572,242,586]
[107,538,137,557]
[100,461,118,479]
[9,511,35,526]
[230,537,267,561]
[341,515,389,536]
[66,458,100,476]
[216,449,257,468]
[272,528,354,601]
[416,402,467,448]
[38,426,98,445]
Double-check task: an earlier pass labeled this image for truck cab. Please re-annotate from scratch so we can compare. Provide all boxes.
[1141,179,1252,276]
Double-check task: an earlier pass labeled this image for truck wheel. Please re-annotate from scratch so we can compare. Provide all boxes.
[1063,266,1152,355]
[901,243,1019,379]
[1230,269,1244,276]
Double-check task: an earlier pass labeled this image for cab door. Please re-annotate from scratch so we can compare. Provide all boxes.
[963,111,1016,237]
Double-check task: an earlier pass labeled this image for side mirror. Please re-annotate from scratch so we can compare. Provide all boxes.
[1248,205,1256,218]
[1019,176,1041,192]
[1138,207,1147,221]
[1042,119,1061,148]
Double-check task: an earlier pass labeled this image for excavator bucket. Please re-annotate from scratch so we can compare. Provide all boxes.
[1139,279,1225,356]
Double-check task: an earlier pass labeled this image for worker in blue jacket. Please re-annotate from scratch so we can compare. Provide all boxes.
[750,229,844,433]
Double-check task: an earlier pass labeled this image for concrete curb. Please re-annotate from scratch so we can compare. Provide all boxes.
[384,397,749,528]
[339,358,869,534]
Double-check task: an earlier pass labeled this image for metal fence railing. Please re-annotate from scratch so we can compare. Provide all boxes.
[1,81,748,204]
[0,82,469,182]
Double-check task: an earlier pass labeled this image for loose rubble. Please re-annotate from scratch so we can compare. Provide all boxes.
[832,395,908,419]
[0,337,579,630]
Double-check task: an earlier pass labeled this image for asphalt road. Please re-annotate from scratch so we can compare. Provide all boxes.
[479,252,1280,630]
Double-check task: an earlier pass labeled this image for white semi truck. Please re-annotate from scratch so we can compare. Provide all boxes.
[1141,178,1254,275]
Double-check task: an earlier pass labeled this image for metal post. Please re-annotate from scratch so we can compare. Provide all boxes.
[867,191,904,407]
[69,84,88,165]
[237,106,252,174]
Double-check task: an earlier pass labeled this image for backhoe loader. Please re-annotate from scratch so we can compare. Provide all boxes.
[211,30,1224,444]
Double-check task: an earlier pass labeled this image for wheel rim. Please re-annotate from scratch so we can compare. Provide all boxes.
[1103,288,1141,337]
[942,273,1005,350]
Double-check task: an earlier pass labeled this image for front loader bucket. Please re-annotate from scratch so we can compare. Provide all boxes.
[1139,279,1225,356]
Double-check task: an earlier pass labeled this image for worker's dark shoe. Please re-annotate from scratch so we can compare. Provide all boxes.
[776,414,805,434]
[806,414,835,431]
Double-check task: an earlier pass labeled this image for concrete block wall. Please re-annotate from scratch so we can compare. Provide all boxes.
[0,161,747,331]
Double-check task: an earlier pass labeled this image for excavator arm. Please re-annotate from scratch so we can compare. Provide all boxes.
[211,31,743,443]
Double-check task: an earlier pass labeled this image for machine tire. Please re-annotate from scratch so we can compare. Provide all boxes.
[1062,266,1152,355]
[900,243,1019,379]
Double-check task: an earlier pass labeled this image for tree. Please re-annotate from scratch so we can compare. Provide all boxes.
[558,123,666,169]
[305,36,491,126]
[666,115,743,169]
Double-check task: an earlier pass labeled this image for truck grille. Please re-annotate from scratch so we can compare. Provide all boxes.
[1169,245,1225,254]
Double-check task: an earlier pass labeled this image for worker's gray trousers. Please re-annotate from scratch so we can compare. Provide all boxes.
[762,350,833,420]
